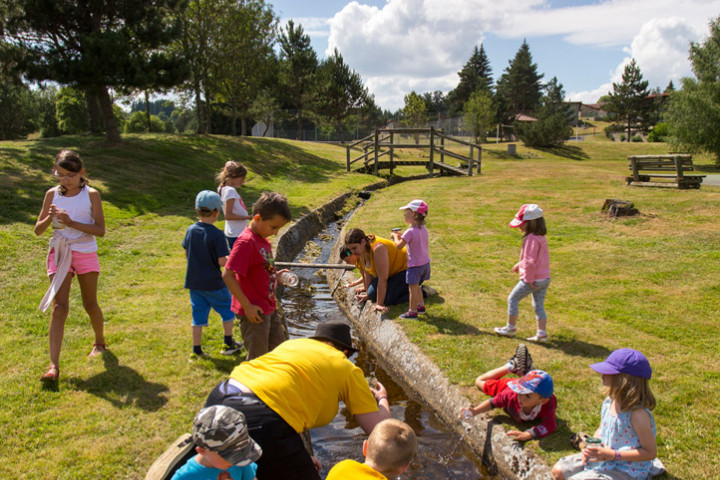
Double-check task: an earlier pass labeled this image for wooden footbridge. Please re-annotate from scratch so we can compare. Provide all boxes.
[345,127,481,176]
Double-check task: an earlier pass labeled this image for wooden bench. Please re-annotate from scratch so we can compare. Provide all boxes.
[626,154,705,189]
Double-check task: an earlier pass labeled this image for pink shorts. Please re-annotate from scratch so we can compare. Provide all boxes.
[47,249,100,276]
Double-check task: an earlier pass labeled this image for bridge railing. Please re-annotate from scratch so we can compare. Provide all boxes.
[345,127,482,176]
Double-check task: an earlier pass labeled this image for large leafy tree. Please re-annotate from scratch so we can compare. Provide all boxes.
[495,40,544,121]
[0,71,36,140]
[210,0,277,136]
[5,0,187,142]
[278,20,318,140]
[515,76,573,147]
[605,59,651,140]
[314,48,369,139]
[666,16,720,161]
[448,44,493,114]
[178,0,220,133]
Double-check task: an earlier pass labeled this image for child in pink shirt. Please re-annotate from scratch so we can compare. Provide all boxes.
[495,204,551,342]
[391,199,430,319]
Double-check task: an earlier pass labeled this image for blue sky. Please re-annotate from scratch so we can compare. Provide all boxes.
[269,0,720,111]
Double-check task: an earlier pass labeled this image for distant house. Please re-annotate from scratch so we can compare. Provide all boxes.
[580,103,607,120]
[514,113,539,122]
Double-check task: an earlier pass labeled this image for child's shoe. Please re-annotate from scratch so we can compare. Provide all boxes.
[526,333,548,343]
[399,311,418,319]
[508,343,533,376]
[416,305,426,315]
[494,325,517,338]
[221,341,243,356]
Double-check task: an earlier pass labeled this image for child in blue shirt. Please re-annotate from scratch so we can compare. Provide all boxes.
[172,405,261,480]
[182,190,242,358]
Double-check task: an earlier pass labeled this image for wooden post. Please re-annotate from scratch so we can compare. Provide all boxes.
[429,127,435,175]
[674,154,684,180]
[389,132,394,175]
[440,134,445,165]
[477,145,482,175]
[373,129,379,176]
[468,145,475,176]
[630,156,639,181]
[346,144,350,172]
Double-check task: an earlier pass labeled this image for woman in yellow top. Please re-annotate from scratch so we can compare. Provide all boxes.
[344,228,408,313]
[204,321,390,480]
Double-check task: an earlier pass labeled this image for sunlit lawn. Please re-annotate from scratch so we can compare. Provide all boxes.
[1,131,717,479]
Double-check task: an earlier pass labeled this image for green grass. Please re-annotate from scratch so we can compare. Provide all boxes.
[1,132,717,479]
[347,133,719,479]
[0,133,376,480]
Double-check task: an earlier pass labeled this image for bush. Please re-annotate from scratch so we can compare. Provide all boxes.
[620,134,627,142]
[631,135,644,142]
[515,113,573,147]
[647,122,669,143]
[125,111,165,133]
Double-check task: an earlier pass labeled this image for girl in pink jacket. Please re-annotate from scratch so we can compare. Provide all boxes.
[495,204,550,342]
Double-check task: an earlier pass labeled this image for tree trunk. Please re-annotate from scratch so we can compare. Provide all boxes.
[240,116,247,137]
[262,118,270,137]
[85,87,103,135]
[296,109,303,140]
[194,83,205,134]
[204,87,212,134]
[97,85,121,142]
[145,90,152,132]
[231,104,237,136]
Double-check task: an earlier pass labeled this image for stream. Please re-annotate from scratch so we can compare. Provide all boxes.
[279,217,493,479]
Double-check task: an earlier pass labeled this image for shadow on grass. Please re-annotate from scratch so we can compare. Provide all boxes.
[1,134,341,225]
[67,351,169,411]
[537,337,612,359]
[412,295,484,336]
[536,144,590,161]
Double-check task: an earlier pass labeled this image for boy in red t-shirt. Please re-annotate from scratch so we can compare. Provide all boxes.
[222,192,292,360]
[459,344,557,441]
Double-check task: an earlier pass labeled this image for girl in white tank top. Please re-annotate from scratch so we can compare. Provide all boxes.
[34,150,107,382]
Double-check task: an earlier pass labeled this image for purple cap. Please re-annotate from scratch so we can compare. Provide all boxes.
[508,370,554,398]
[590,348,652,379]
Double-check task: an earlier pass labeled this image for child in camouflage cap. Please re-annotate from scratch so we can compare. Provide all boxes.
[172,405,262,480]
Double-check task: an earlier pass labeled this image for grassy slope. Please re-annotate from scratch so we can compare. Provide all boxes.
[0,134,375,479]
[1,131,717,479]
[348,133,719,480]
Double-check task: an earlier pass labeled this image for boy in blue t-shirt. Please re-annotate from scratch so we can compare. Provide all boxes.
[172,405,261,480]
[182,190,242,358]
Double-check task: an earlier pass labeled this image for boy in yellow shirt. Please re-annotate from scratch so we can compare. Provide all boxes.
[326,418,417,480]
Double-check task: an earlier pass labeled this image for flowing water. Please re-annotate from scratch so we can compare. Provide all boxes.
[280,219,493,479]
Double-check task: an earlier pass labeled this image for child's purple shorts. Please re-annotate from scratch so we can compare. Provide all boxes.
[406,262,431,285]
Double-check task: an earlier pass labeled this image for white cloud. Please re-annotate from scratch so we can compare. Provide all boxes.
[566,83,613,104]
[321,0,720,110]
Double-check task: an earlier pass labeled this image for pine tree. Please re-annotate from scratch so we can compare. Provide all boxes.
[278,20,319,140]
[515,77,573,147]
[606,59,651,140]
[496,40,544,121]
[448,45,493,114]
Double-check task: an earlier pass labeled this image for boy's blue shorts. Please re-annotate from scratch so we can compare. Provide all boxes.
[190,288,235,326]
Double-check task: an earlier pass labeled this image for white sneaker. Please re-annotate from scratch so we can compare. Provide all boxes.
[526,334,548,343]
[494,325,517,337]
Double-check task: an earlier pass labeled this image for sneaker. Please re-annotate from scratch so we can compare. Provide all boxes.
[508,343,533,376]
[399,311,418,319]
[494,325,517,338]
[417,305,426,315]
[221,341,244,356]
[189,352,211,362]
[526,334,548,343]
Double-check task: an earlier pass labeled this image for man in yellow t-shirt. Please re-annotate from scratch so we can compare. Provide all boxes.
[326,418,417,480]
[204,321,391,480]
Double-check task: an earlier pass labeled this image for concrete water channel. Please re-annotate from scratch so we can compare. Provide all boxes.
[278,214,491,479]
